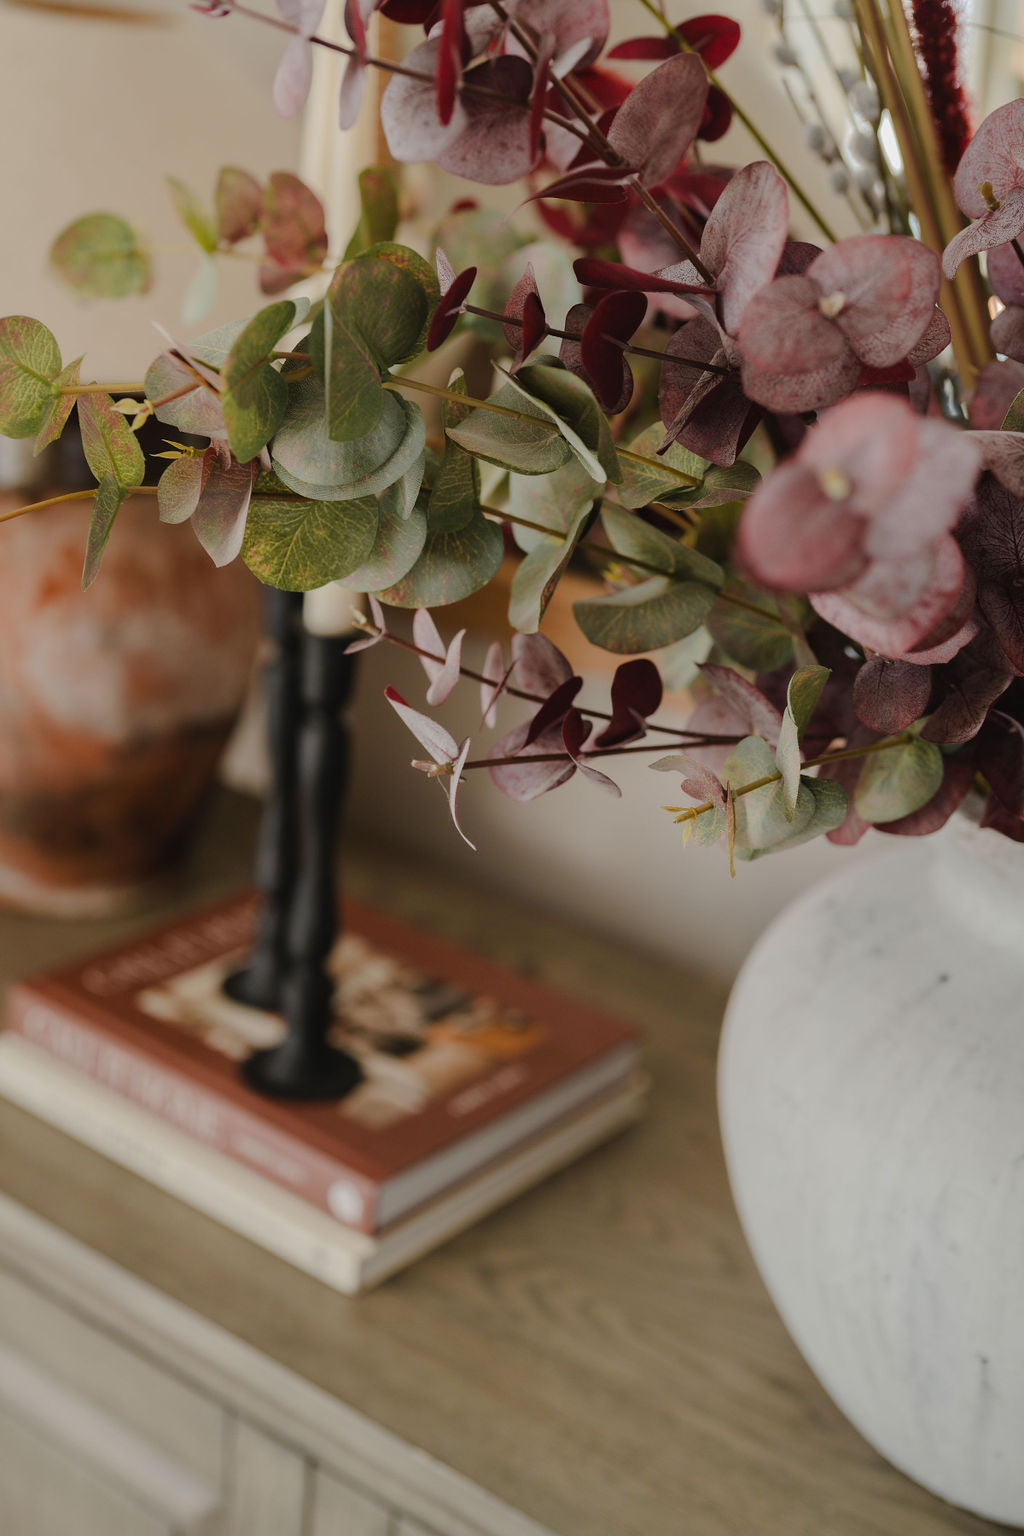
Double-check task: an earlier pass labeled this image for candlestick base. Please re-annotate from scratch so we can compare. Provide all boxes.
[241,1039,363,1101]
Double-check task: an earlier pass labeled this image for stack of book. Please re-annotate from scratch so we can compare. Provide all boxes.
[0,895,645,1293]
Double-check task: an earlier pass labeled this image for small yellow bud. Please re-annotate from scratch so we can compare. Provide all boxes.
[980,180,1001,212]
[818,466,852,501]
[817,290,847,319]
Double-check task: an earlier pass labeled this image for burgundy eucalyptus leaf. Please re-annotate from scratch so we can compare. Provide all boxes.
[606,53,709,188]
[595,657,663,747]
[958,476,1024,671]
[503,263,548,366]
[437,0,468,127]
[488,718,576,802]
[699,161,789,335]
[532,166,633,205]
[524,674,584,745]
[579,289,646,412]
[921,659,1011,744]
[573,256,710,297]
[561,708,622,795]
[980,795,1024,840]
[975,709,1024,816]
[658,317,760,467]
[698,85,732,142]
[853,656,933,734]
[427,263,477,350]
[968,428,1024,496]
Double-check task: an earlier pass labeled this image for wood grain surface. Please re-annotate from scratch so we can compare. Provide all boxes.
[0,792,1004,1536]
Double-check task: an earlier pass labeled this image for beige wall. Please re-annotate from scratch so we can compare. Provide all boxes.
[0,2,302,379]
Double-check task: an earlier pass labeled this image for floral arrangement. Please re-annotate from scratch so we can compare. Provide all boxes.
[3,0,1024,866]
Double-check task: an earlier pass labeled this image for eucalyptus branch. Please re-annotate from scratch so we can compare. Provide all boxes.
[667,731,914,823]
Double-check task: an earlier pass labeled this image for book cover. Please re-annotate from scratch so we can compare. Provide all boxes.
[4,894,640,1233]
[0,1034,648,1294]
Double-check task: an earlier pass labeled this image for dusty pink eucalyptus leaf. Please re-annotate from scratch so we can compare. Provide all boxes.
[344,594,387,653]
[811,535,967,657]
[510,631,574,695]
[987,240,1024,307]
[738,393,982,619]
[157,451,212,526]
[698,663,783,745]
[438,56,538,185]
[990,304,1024,362]
[561,709,621,795]
[488,719,575,801]
[338,52,367,129]
[505,0,610,74]
[900,567,979,664]
[943,189,1024,277]
[969,358,1024,427]
[216,168,263,245]
[273,34,314,116]
[699,161,789,335]
[413,608,467,705]
[381,37,468,162]
[810,236,940,367]
[970,428,1024,495]
[607,53,709,187]
[480,640,512,727]
[192,456,257,567]
[385,685,461,763]
[260,172,328,292]
[907,306,952,364]
[954,98,1024,219]
[649,751,726,805]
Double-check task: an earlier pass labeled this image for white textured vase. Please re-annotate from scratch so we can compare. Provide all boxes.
[719,813,1024,1525]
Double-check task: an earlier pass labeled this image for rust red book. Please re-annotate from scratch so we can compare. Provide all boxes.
[4,894,641,1234]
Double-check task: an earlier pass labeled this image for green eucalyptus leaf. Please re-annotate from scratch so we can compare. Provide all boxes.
[707,584,794,671]
[775,665,830,818]
[222,298,296,463]
[50,213,151,299]
[242,494,379,590]
[680,459,760,509]
[691,800,728,848]
[614,424,705,508]
[181,255,218,327]
[77,391,145,488]
[508,363,621,484]
[447,382,572,475]
[1002,385,1024,434]
[854,736,944,824]
[724,735,813,852]
[0,317,61,438]
[601,504,723,586]
[336,483,428,591]
[433,207,526,338]
[34,357,82,454]
[509,504,591,633]
[737,775,849,860]
[505,457,602,553]
[81,475,125,590]
[272,376,425,501]
[344,167,400,258]
[574,575,716,654]
[322,250,431,442]
[166,177,218,255]
[375,504,503,608]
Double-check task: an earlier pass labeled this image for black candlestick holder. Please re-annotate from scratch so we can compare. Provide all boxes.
[225,587,364,1101]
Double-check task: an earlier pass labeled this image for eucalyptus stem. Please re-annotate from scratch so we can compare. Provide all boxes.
[58,382,144,396]
[0,484,158,526]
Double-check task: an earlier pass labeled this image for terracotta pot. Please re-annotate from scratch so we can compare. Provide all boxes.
[0,491,261,915]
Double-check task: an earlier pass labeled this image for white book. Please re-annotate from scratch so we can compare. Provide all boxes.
[0,1034,647,1295]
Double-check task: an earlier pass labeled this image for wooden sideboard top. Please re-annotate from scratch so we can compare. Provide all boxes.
[0,792,999,1536]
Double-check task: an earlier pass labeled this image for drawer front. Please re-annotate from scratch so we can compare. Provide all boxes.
[0,1265,225,1485]
[309,1467,390,1536]
[0,1345,221,1536]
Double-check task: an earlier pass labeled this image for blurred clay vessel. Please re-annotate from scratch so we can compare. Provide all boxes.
[0,427,261,917]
